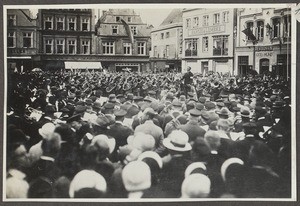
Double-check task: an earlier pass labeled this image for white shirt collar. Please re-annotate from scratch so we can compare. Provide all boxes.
[40,156,55,162]
[8,169,26,180]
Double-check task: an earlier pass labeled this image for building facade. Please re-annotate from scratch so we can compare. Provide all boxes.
[35,9,96,70]
[235,8,291,77]
[150,9,183,73]
[182,8,236,74]
[7,9,38,72]
[95,9,151,72]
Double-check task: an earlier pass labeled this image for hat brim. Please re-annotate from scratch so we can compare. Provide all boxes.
[163,138,192,152]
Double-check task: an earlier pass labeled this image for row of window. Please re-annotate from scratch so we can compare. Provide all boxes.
[44,39,90,54]
[153,45,170,58]
[44,16,90,31]
[184,35,229,57]
[186,11,230,28]
[102,42,146,55]
[7,32,33,48]
[115,16,132,23]
[245,15,291,40]
[111,25,137,35]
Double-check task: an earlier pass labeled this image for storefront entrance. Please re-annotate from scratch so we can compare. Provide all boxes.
[115,63,139,72]
[259,58,270,75]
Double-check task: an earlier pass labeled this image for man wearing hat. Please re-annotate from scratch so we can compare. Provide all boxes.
[182,66,193,97]
[159,130,192,197]
[204,102,219,125]
[134,108,165,155]
[178,109,206,143]
[106,109,133,155]
[38,105,56,127]
[234,108,251,133]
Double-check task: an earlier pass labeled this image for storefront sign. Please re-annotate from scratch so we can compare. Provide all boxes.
[256,52,273,57]
[188,25,225,36]
[255,46,273,52]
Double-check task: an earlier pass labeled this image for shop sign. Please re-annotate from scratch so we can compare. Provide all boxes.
[255,46,273,52]
[188,25,225,36]
[256,52,273,57]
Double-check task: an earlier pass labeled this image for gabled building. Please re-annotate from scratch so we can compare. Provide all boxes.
[7,9,38,72]
[95,9,151,72]
[150,9,183,72]
[182,8,237,74]
[35,9,97,70]
[235,8,291,77]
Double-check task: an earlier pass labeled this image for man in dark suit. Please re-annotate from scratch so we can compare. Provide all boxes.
[178,109,206,143]
[106,109,133,150]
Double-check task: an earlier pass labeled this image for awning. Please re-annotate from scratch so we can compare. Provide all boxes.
[65,61,102,69]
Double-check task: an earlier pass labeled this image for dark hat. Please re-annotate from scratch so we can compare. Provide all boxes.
[85,99,93,106]
[67,114,82,123]
[270,95,277,102]
[216,107,230,118]
[172,99,182,107]
[204,102,215,110]
[116,94,124,99]
[103,102,114,109]
[232,107,240,112]
[230,101,238,108]
[189,109,202,117]
[216,102,225,108]
[240,109,250,118]
[220,94,228,99]
[92,115,110,127]
[90,96,97,102]
[204,93,211,98]
[198,97,206,104]
[61,107,70,113]
[114,109,127,117]
[76,101,85,106]
[126,93,134,100]
[223,100,231,107]
[201,111,210,121]
[45,105,56,113]
[108,94,117,103]
[133,96,143,101]
[75,105,86,113]
[166,93,175,100]
[93,102,102,110]
[195,103,204,111]
[255,106,267,115]
[188,92,194,98]
[75,91,82,97]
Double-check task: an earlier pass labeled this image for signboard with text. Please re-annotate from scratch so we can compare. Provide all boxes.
[188,25,226,36]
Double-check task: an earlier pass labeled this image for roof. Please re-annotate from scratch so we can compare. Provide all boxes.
[159,9,183,27]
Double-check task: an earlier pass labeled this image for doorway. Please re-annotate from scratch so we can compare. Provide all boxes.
[260,58,269,75]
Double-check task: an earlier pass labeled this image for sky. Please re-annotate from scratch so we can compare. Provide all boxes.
[30,8,173,28]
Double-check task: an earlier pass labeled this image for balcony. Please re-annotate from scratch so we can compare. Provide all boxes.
[185,49,197,57]
[213,48,228,56]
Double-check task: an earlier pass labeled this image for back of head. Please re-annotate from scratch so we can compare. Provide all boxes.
[41,132,62,158]
[204,131,221,151]
[181,174,211,198]
[217,119,230,132]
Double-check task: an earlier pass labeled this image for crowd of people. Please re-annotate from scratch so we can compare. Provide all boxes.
[6,67,291,199]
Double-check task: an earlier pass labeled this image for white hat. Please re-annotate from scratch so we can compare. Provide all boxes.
[69,170,107,198]
[185,162,207,178]
[122,161,151,192]
[163,130,192,152]
[129,132,156,152]
[221,158,244,182]
[181,174,211,198]
[38,123,56,139]
[91,134,116,154]
[138,151,163,169]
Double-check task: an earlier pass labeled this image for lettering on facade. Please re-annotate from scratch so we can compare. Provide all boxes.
[188,25,226,36]
[255,46,273,52]
[256,52,273,57]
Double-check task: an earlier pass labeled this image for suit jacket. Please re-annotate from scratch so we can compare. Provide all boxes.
[106,122,133,149]
[134,120,165,154]
[178,120,206,142]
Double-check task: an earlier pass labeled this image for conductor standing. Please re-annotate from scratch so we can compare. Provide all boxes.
[182,66,193,97]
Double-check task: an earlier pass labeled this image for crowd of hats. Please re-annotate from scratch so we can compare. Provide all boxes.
[6,70,291,199]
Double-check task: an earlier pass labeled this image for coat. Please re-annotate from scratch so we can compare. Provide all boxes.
[178,120,206,142]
